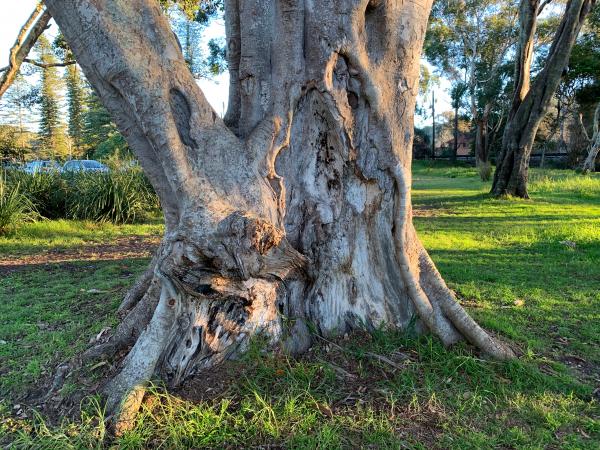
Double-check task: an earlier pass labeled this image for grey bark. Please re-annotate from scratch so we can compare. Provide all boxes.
[0,4,51,98]
[581,103,600,173]
[492,0,597,197]
[45,0,514,425]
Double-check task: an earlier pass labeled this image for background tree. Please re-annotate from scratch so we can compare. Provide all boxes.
[169,1,227,79]
[53,35,88,158]
[492,0,597,197]
[426,0,518,170]
[65,64,86,157]
[35,35,68,159]
[82,90,130,159]
[567,5,600,171]
[45,0,513,426]
[0,73,38,160]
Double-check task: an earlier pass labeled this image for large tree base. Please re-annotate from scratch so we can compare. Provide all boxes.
[74,219,514,431]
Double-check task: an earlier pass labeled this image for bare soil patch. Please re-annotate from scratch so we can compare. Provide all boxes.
[0,236,160,275]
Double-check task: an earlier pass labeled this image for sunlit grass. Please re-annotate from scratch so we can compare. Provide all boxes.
[0,218,163,255]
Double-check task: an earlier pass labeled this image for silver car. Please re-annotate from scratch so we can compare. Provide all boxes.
[62,160,109,173]
[24,160,61,174]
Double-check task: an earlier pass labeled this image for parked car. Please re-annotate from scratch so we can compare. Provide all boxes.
[62,160,109,173]
[24,160,61,174]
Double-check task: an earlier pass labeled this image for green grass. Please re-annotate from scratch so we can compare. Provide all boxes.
[412,161,600,365]
[1,162,599,449]
[0,218,163,255]
[0,260,152,396]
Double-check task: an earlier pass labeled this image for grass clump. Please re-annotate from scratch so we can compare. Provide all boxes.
[2,168,159,225]
[0,174,39,235]
[65,170,159,224]
[5,171,68,219]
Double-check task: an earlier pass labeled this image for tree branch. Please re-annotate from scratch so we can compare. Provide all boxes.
[538,0,554,16]
[0,6,52,98]
[23,58,77,69]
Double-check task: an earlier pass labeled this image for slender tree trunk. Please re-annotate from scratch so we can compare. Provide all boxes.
[452,102,458,163]
[475,111,490,167]
[0,4,51,99]
[431,90,436,159]
[581,103,600,173]
[46,0,513,426]
[491,0,596,197]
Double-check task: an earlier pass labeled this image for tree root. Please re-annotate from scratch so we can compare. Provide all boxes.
[392,164,515,360]
[117,259,156,316]
[82,282,160,363]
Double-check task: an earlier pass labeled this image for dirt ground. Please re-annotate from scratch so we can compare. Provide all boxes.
[0,236,160,276]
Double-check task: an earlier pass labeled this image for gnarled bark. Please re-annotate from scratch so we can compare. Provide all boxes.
[46,0,514,423]
[492,0,597,198]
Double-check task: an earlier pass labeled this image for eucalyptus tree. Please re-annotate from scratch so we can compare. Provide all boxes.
[425,0,518,170]
[43,0,513,426]
[568,6,600,172]
[492,0,597,197]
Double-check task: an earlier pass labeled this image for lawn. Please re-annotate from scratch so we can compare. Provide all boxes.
[0,162,598,449]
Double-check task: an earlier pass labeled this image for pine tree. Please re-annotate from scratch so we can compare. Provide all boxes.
[66,63,85,156]
[82,89,129,159]
[36,35,67,159]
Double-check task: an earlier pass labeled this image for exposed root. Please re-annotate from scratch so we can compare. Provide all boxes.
[117,259,156,316]
[82,282,159,363]
[418,251,515,360]
[105,275,178,417]
[392,164,514,360]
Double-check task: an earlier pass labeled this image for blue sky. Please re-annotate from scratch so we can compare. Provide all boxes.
[1,2,449,130]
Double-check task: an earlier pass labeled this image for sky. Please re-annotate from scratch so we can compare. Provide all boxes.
[0,2,450,130]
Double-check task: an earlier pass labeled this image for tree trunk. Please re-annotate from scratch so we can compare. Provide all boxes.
[0,5,51,99]
[475,112,490,167]
[581,103,600,173]
[452,102,458,163]
[491,0,596,198]
[45,0,513,425]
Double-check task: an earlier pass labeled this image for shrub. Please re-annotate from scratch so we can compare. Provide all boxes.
[66,169,159,224]
[5,170,68,219]
[0,173,39,235]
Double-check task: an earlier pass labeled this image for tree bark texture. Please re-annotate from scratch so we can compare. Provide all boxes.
[491,0,597,198]
[45,0,514,421]
[581,102,600,173]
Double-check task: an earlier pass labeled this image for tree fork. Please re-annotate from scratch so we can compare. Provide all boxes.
[0,3,51,98]
[491,0,597,198]
[46,0,514,424]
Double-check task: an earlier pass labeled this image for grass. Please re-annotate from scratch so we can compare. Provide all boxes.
[0,218,163,256]
[1,162,599,448]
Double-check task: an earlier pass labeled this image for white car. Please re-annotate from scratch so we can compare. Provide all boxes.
[24,160,61,174]
[62,160,109,173]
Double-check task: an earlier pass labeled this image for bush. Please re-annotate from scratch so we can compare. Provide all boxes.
[65,169,159,224]
[0,173,39,235]
[6,171,68,219]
